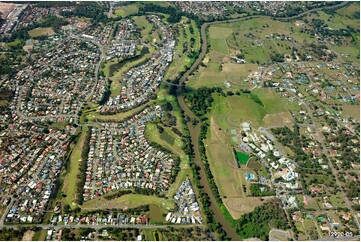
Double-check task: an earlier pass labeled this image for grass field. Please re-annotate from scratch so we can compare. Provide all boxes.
[263,111,294,127]
[208,16,318,64]
[28,27,54,37]
[329,193,347,208]
[145,120,188,198]
[311,8,360,31]
[85,102,150,122]
[160,128,175,146]
[0,206,5,221]
[4,38,21,48]
[187,60,259,89]
[111,4,138,18]
[247,159,262,170]
[204,116,253,200]
[336,2,360,17]
[296,195,320,210]
[223,197,270,219]
[342,104,360,121]
[81,194,171,212]
[149,204,163,222]
[49,122,67,130]
[209,26,233,55]
[269,230,290,241]
[165,18,200,81]
[133,16,153,42]
[62,126,89,208]
[235,150,249,165]
[210,89,299,128]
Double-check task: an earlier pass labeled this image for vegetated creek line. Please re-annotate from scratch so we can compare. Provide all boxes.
[176,19,241,240]
[175,2,349,237]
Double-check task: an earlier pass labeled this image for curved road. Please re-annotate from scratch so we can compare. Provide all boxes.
[175,1,350,240]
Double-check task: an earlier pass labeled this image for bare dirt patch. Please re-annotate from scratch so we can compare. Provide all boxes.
[342,104,360,121]
[22,230,35,241]
[223,197,271,219]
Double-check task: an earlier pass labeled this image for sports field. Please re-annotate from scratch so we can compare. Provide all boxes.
[234,150,249,165]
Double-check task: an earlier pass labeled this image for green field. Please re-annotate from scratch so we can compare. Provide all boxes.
[49,122,67,130]
[235,150,249,165]
[133,16,153,42]
[145,123,183,158]
[187,54,259,90]
[329,193,347,208]
[165,18,200,81]
[62,126,89,208]
[149,204,163,222]
[28,27,55,37]
[210,89,298,128]
[85,102,150,122]
[207,16,320,64]
[204,116,250,199]
[4,38,22,48]
[209,26,233,55]
[111,4,138,18]
[342,104,360,121]
[81,193,174,213]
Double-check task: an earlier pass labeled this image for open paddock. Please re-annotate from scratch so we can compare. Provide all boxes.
[223,197,271,219]
[28,27,55,37]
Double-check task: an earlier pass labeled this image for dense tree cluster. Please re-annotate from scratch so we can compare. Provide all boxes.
[104,190,133,200]
[138,3,202,25]
[0,228,26,241]
[235,200,289,240]
[158,227,214,241]
[184,87,222,116]
[60,2,107,23]
[270,53,285,63]
[106,228,139,241]
[35,1,75,8]
[250,183,275,196]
